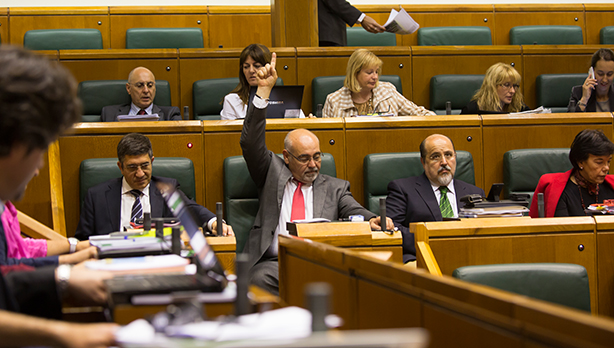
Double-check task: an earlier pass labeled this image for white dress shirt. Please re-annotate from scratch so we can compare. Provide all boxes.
[120,177,151,231]
[129,102,154,115]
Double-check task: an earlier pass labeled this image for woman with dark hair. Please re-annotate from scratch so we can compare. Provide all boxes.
[568,48,614,112]
[461,62,530,114]
[530,129,614,217]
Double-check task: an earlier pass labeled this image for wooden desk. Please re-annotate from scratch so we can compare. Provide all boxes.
[593,215,614,317]
[206,235,236,274]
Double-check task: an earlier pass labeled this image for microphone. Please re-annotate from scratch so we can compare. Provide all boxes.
[379,197,387,232]
[216,202,224,236]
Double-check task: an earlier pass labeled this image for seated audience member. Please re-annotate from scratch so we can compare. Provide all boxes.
[221,44,307,119]
[75,133,233,240]
[240,52,393,295]
[322,48,434,117]
[101,66,181,121]
[568,48,614,112]
[0,44,117,346]
[1,200,95,267]
[386,134,485,263]
[530,129,614,217]
[461,62,530,114]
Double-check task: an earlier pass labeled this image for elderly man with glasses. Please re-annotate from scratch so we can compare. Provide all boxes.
[101,66,182,121]
[239,53,392,296]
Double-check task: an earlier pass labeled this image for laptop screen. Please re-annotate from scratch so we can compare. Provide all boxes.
[249,85,304,118]
[159,184,227,282]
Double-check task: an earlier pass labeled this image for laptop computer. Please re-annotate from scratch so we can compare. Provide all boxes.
[105,183,227,305]
[249,85,304,118]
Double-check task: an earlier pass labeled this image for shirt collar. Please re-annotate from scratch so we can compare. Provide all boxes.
[429,179,455,195]
[130,102,154,115]
[121,177,150,197]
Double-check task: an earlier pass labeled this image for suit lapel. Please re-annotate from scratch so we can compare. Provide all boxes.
[312,175,327,218]
[277,165,292,211]
[107,179,122,231]
[118,104,131,116]
[152,105,164,119]
[454,180,466,208]
[415,173,441,220]
[150,177,165,217]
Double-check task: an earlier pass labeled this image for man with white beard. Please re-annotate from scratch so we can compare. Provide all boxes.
[385,134,485,263]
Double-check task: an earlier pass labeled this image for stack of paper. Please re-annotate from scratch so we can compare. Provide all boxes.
[384,8,420,35]
[459,205,529,218]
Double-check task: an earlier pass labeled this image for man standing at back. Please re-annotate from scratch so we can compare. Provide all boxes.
[101,67,182,121]
[386,134,485,263]
[240,52,392,295]
[318,0,386,46]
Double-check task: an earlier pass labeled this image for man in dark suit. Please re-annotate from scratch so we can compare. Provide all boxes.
[318,0,385,46]
[75,133,233,240]
[100,66,181,121]
[386,134,485,263]
[240,52,393,295]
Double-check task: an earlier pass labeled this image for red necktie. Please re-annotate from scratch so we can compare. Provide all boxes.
[137,109,146,115]
[291,181,305,221]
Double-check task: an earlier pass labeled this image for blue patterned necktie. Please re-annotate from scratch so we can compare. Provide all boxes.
[439,186,454,218]
[129,189,143,223]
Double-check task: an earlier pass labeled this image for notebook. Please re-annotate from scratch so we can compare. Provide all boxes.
[105,183,227,305]
[249,85,304,118]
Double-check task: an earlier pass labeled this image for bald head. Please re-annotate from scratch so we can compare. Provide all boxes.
[283,129,321,184]
[126,67,156,109]
[420,134,457,186]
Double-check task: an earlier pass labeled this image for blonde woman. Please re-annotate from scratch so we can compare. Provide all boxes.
[461,62,530,114]
[323,48,434,117]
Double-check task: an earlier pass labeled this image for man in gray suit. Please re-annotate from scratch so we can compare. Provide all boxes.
[101,67,181,121]
[240,53,393,295]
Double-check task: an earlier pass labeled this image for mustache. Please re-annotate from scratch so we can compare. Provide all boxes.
[438,165,452,174]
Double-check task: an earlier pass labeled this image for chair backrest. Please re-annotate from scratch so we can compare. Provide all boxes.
[77,80,172,122]
[125,28,204,49]
[23,29,103,50]
[600,26,614,44]
[509,25,583,45]
[363,151,476,215]
[224,154,336,253]
[311,75,402,115]
[452,263,591,312]
[417,26,492,46]
[535,74,586,113]
[430,74,484,114]
[346,27,397,46]
[192,77,283,120]
[503,148,571,202]
[79,157,196,208]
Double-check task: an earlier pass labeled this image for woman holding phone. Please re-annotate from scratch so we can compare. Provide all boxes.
[568,48,614,112]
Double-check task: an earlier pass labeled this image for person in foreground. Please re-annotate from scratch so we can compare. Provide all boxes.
[75,133,233,240]
[530,129,614,217]
[240,52,393,295]
[461,62,530,114]
[0,45,117,347]
[568,48,614,113]
[101,66,182,121]
[323,48,435,117]
[386,134,485,263]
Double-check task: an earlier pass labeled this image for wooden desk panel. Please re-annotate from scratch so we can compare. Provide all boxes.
[585,5,614,45]
[344,116,483,205]
[481,114,613,193]
[13,154,53,231]
[411,46,522,109]
[521,46,599,109]
[0,13,8,45]
[492,5,586,45]
[296,47,411,115]
[59,123,204,236]
[202,119,344,212]
[593,216,614,317]
[178,48,296,118]
[208,14,271,49]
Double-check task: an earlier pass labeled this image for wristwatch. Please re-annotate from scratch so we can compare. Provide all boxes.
[68,237,78,254]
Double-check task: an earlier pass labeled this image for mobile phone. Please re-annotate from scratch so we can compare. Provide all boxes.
[589,66,595,79]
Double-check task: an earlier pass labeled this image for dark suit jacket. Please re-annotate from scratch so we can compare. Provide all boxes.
[386,173,485,262]
[75,176,214,240]
[318,0,362,46]
[100,103,182,121]
[567,85,614,112]
[240,102,376,270]
[2,266,62,319]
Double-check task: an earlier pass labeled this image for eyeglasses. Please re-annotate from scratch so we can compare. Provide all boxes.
[131,81,155,90]
[429,152,455,162]
[287,150,322,164]
[500,82,520,90]
[124,162,150,172]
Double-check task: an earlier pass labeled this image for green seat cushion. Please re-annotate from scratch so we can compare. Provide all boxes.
[536,74,586,113]
[430,74,484,114]
[509,25,583,45]
[126,28,204,49]
[600,26,614,44]
[418,26,492,46]
[23,29,103,50]
[346,27,396,46]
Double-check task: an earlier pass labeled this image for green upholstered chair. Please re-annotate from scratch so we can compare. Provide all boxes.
[23,29,103,50]
[509,25,583,45]
[224,153,336,253]
[453,263,591,312]
[417,26,492,46]
[535,74,586,113]
[125,28,204,49]
[346,27,396,46]
[311,75,402,115]
[503,148,571,203]
[430,74,484,115]
[79,157,196,209]
[192,77,283,120]
[600,26,614,44]
[363,151,476,215]
[77,80,172,122]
